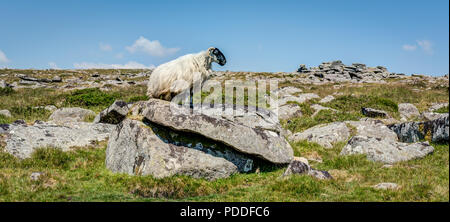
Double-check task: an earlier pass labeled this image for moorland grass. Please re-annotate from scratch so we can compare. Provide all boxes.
[0,140,447,202]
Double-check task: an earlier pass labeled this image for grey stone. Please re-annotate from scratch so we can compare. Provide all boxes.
[398,103,420,119]
[420,112,447,121]
[310,104,337,117]
[30,172,44,181]
[94,100,130,124]
[4,122,114,159]
[282,157,332,180]
[0,80,6,88]
[0,124,9,134]
[291,122,350,148]
[278,103,302,120]
[346,119,399,141]
[278,93,319,106]
[106,119,250,180]
[49,107,96,124]
[388,115,449,143]
[340,136,434,164]
[0,110,12,118]
[138,99,294,164]
[428,103,449,112]
[361,107,389,118]
[373,182,399,190]
[272,86,302,96]
[52,76,62,83]
[319,95,335,103]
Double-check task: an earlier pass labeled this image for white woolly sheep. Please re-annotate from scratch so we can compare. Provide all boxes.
[146,47,226,101]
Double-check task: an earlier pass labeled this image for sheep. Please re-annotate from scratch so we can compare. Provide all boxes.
[146,47,226,101]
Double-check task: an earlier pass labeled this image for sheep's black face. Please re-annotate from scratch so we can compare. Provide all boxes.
[212,48,226,66]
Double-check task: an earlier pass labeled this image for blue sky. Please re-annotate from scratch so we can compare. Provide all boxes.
[0,0,448,76]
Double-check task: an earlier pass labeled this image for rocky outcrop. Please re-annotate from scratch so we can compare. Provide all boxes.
[138,99,293,164]
[291,122,350,148]
[311,104,337,117]
[49,107,96,124]
[296,61,394,82]
[1,121,114,159]
[94,100,131,124]
[388,115,449,143]
[340,136,434,164]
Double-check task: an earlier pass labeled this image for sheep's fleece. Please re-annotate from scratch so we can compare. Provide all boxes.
[146,47,226,100]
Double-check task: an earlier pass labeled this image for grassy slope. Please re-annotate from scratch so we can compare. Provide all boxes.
[0,71,448,202]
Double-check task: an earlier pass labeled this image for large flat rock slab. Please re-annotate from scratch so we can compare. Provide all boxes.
[137,99,294,164]
[106,119,250,180]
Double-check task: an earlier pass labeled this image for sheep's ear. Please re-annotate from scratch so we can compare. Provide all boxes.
[207,47,215,53]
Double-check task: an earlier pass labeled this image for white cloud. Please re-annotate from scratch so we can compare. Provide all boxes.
[48,62,60,69]
[402,44,417,51]
[73,61,155,69]
[99,42,113,52]
[417,40,433,54]
[126,36,179,57]
[0,50,10,63]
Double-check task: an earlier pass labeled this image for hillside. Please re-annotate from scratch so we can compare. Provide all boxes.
[0,64,448,202]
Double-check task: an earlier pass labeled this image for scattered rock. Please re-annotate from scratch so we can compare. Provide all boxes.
[4,121,114,159]
[278,93,319,106]
[0,110,12,118]
[346,119,399,141]
[0,80,7,88]
[0,124,9,134]
[428,103,449,112]
[272,86,302,97]
[52,76,62,83]
[373,182,399,190]
[319,95,335,103]
[49,107,96,124]
[388,115,449,143]
[30,172,44,181]
[310,104,337,117]
[282,158,332,180]
[278,103,302,120]
[106,119,251,180]
[420,112,447,121]
[361,107,389,118]
[398,103,420,119]
[340,136,434,164]
[291,122,350,148]
[94,100,130,124]
[138,99,293,164]
[297,64,308,73]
